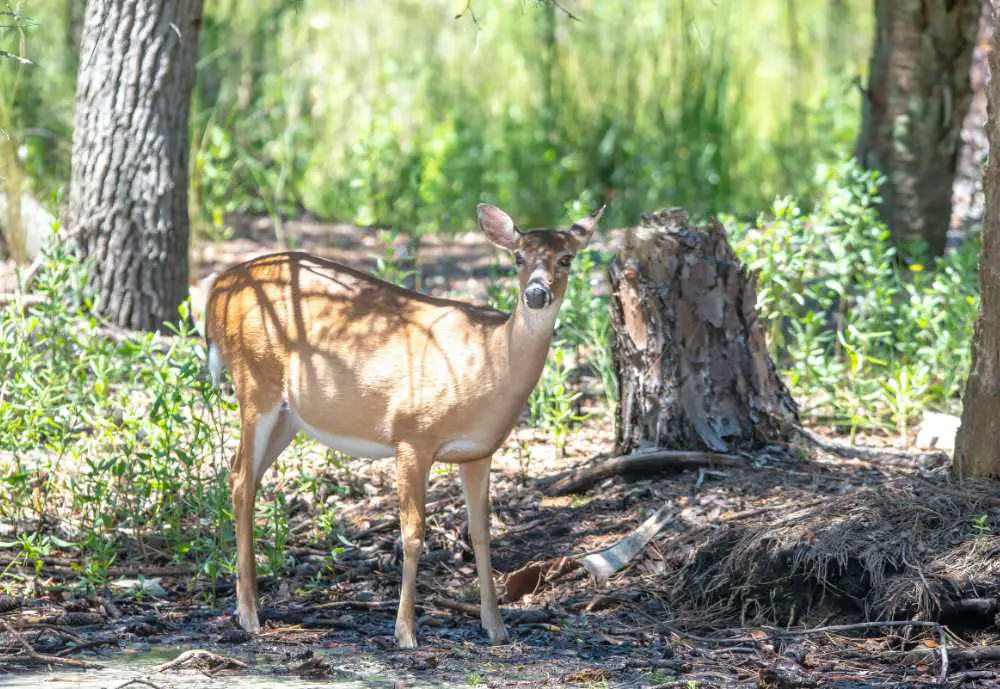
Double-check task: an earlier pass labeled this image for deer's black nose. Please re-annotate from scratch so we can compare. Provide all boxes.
[523,283,552,310]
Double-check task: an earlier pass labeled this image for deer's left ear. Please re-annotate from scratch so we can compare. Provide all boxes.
[567,205,606,248]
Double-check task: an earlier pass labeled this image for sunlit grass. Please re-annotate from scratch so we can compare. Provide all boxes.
[12,0,871,234]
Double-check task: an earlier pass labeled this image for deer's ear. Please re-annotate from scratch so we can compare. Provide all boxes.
[478,204,520,251]
[567,204,606,248]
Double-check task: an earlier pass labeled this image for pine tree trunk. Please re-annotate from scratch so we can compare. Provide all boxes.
[610,209,799,456]
[67,0,204,331]
[954,3,1000,480]
[858,0,980,257]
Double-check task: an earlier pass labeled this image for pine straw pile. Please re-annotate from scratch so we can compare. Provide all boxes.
[668,477,1000,629]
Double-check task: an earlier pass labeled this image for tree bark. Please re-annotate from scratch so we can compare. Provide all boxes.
[610,209,799,456]
[858,0,981,257]
[954,3,1000,480]
[67,0,204,331]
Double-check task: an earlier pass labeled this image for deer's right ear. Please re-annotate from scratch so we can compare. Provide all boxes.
[478,204,520,251]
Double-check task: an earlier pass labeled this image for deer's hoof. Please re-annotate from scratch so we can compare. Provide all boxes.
[395,622,418,649]
[487,622,509,645]
[237,604,261,634]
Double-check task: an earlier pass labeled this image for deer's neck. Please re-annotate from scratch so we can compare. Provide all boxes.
[496,297,561,398]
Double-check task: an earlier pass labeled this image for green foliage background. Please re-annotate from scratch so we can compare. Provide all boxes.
[7,0,871,230]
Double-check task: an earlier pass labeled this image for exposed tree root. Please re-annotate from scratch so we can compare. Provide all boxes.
[540,449,746,496]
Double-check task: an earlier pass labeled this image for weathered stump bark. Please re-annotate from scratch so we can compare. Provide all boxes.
[609,209,798,455]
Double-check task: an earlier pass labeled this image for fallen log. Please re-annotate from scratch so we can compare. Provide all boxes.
[540,449,747,496]
[951,646,1000,666]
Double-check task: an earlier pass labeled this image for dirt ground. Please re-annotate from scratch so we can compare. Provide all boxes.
[2,218,1000,688]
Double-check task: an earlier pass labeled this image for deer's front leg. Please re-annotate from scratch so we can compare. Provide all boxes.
[394,443,430,649]
[460,456,508,644]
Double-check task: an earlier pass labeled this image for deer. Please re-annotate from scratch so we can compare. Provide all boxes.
[204,202,605,648]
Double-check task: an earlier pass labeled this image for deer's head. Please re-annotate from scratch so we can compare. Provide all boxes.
[478,203,605,311]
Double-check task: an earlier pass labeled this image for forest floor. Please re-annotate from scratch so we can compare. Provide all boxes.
[3,430,998,688]
[2,220,1000,688]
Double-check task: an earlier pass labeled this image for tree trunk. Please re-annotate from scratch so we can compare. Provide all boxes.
[954,3,1000,480]
[64,0,86,73]
[67,0,204,331]
[858,0,980,257]
[610,209,799,456]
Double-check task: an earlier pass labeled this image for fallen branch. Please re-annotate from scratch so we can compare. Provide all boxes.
[579,502,675,581]
[430,596,481,617]
[309,599,397,611]
[767,620,943,638]
[0,619,104,669]
[57,634,119,657]
[540,449,746,496]
[950,646,1000,666]
[948,671,1000,682]
[152,648,248,673]
[112,679,167,689]
[938,622,949,684]
[665,619,947,645]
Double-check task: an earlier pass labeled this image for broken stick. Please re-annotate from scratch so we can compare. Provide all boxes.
[579,502,675,581]
[0,619,104,669]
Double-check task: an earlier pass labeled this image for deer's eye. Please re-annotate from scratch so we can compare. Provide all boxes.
[514,252,525,266]
[558,255,573,267]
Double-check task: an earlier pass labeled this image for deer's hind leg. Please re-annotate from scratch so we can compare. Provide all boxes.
[232,402,298,633]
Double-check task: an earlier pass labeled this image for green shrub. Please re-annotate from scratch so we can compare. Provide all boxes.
[730,159,979,433]
[0,238,237,589]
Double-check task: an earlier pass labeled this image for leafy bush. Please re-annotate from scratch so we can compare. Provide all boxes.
[731,160,979,434]
[0,239,237,588]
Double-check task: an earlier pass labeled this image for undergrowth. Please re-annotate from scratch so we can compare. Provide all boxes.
[0,238,238,592]
[731,160,978,435]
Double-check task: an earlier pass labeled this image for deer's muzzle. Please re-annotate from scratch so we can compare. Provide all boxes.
[523,283,552,310]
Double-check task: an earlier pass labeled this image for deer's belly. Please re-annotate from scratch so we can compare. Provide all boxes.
[436,437,498,462]
[298,419,395,459]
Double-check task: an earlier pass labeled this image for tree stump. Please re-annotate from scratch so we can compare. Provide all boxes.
[609,209,798,455]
